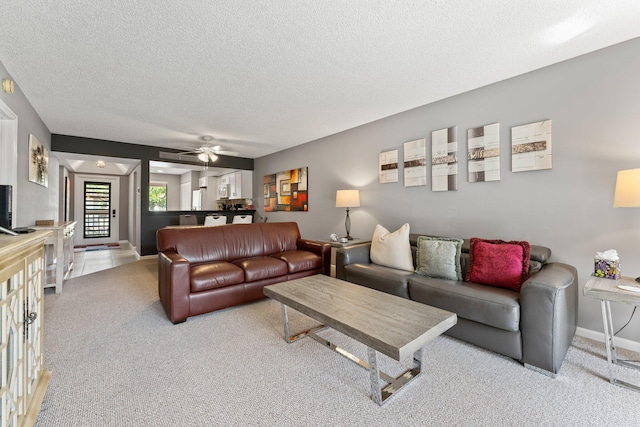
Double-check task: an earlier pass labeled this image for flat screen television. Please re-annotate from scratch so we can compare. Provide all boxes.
[0,185,12,229]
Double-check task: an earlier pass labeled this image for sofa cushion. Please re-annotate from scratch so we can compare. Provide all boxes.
[190,262,245,292]
[466,238,531,292]
[232,256,288,283]
[370,223,414,272]
[343,263,412,298]
[270,250,322,273]
[416,236,463,280]
[409,276,520,332]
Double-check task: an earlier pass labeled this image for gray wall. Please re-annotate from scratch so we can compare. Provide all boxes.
[254,37,640,343]
[0,61,56,227]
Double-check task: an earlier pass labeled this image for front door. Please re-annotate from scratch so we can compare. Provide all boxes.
[74,174,120,246]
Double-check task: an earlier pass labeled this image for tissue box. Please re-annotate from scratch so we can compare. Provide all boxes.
[594,258,620,279]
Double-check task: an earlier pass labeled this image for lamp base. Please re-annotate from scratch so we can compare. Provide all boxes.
[342,235,354,240]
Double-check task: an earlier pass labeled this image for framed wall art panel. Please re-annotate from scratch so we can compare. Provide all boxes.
[264,167,308,212]
[511,120,552,172]
[29,134,48,187]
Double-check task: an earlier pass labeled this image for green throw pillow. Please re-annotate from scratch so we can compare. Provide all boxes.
[415,236,464,280]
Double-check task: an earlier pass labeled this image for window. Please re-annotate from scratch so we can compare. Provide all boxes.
[149,182,167,211]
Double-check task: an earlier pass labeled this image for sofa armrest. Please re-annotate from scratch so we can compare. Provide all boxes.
[158,251,191,324]
[335,243,372,280]
[520,262,578,375]
[297,239,332,275]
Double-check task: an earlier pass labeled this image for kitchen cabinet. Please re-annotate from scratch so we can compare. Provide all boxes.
[227,171,253,199]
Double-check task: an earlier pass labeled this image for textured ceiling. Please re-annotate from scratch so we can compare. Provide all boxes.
[1,1,640,159]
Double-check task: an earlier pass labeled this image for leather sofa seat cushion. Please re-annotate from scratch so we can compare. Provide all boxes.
[232,256,288,282]
[191,262,245,292]
[270,251,321,273]
[409,276,520,332]
[344,263,412,298]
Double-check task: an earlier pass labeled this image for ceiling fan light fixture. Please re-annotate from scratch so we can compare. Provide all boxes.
[197,152,209,162]
[209,153,218,162]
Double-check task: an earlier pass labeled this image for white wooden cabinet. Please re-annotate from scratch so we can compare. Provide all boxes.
[226,171,253,199]
[0,231,51,427]
[239,171,253,199]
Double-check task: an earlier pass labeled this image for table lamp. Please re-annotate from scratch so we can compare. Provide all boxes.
[336,189,360,240]
[613,168,640,282]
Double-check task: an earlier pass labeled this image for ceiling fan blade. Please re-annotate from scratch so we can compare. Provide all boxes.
[214,150,240,156]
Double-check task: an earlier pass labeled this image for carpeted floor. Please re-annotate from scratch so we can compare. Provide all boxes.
[38,259,640,426]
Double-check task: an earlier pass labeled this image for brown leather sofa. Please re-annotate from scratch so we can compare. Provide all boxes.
[157,222,330,323]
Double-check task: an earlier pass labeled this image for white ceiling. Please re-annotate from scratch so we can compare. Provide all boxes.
[1,1,640,159]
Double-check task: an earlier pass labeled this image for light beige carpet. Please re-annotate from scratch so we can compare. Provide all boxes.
[37,259,640,426]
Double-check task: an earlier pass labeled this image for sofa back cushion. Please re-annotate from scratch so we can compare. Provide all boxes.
[156,222,301,263]
[415,236,464,280]
[370,223,414,272]
[409,233,551,278]
[465,238,531,291]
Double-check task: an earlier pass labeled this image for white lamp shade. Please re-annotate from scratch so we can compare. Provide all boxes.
[336,189,360,208]
[614,168,640,207]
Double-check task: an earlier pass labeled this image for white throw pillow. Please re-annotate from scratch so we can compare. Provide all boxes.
[370,223,414,271]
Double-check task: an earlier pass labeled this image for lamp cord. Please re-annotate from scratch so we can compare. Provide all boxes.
[613,306,639,363]
[614,306,637,336]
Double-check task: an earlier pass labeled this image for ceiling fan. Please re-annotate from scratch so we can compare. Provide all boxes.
[171,136,240,166]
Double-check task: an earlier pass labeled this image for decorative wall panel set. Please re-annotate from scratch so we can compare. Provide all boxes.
[380,120,552,190]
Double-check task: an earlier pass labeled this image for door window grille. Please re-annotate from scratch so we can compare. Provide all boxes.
[84,182,111,238]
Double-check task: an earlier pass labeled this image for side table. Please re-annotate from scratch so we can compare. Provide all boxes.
[583,275,640,392]
[314,238,370,277]
[33,221,76,293]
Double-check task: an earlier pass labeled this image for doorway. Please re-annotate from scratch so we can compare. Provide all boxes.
[0,99,18,226]
[74,174,120,246]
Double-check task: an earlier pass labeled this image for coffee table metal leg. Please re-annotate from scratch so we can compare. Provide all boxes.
[367,347,383,405]
[367,346,426,406]
[280,303,327,343]
[281,302,431,405]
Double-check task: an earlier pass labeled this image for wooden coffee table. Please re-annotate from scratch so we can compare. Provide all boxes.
[263,275,457,405]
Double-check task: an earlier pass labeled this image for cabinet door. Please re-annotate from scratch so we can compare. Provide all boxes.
[0,258,25,426]
[24,248,44,411]
[240,171,253,199]
[229,172,238,198]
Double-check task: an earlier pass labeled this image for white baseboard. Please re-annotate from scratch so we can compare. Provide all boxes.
[576,327,640,353]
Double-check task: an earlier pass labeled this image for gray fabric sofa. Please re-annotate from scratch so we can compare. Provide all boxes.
[335,234,578,376]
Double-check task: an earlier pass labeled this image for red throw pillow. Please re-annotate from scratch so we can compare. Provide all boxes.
[466,238,531,291]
